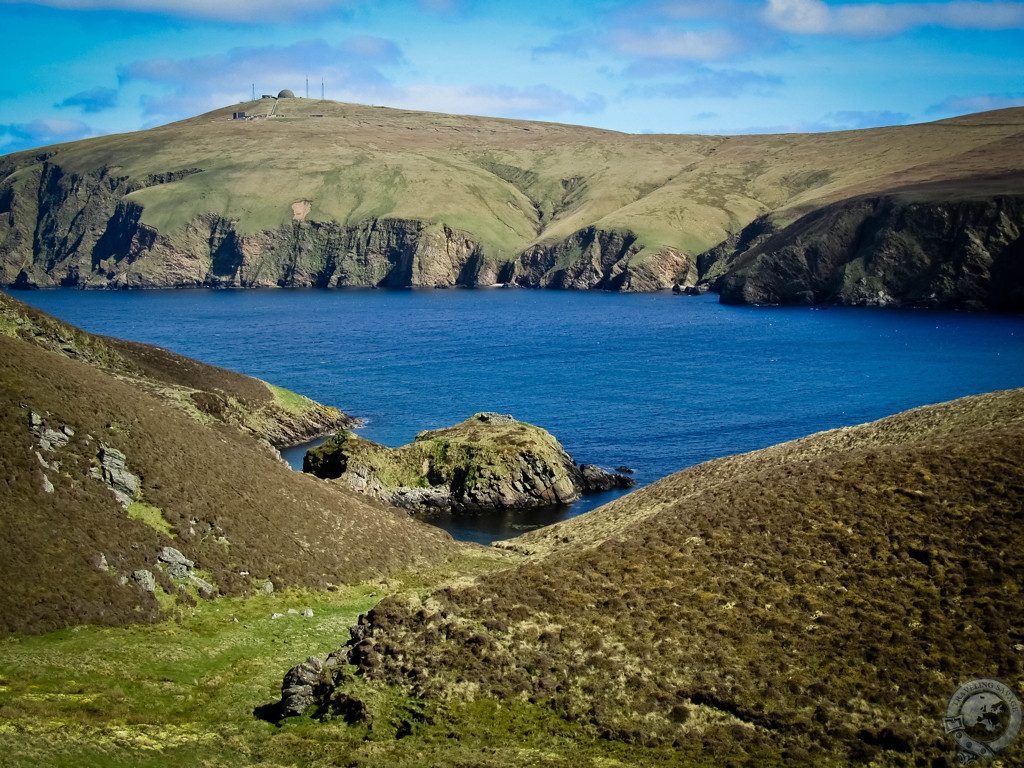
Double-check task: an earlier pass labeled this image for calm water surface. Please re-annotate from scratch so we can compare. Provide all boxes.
[11,288,1024,544]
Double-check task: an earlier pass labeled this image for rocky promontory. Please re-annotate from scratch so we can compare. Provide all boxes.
[303,412,634,514]
[712,188,1024,310]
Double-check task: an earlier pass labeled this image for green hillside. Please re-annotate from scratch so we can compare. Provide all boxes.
[1,100,1022,301]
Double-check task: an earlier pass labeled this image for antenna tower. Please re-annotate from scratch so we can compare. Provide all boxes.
[321,77,325,100]
[306,77,309,98]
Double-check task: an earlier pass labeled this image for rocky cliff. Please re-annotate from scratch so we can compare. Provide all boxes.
[502,227,693,291]
[0,158,685,291]
[710,188,1024,310]
[4,101,1022,300]
[0,160,497,290]
[303,412,633,514]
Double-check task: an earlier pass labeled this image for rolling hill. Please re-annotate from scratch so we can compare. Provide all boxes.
[287,388,1024,765]
[0,291,460,634]
[1,99,1022,307]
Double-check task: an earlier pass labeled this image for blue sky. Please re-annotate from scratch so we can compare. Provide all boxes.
[1,0,1023,152]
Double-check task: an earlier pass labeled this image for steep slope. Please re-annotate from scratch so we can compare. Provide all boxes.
[711,179,1024,309]
[0,291,356,448]
[286,390,1024,765]
[0,292,459,635]
[1,100,1022,301]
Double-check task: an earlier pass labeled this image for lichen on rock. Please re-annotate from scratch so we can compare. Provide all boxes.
[303,412,633,514]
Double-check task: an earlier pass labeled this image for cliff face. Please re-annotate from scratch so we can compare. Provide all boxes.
[0,161,497,289]
[503,227,693,292]
[0,159,687,291]
[712,192,1024,310]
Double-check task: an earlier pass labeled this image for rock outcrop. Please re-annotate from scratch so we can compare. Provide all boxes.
[712,191,1024,310]
[502,227,693,291]
[303,412,633,514]
[95,445,140,508]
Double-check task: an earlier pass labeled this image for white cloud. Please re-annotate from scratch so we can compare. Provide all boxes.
[0,0,356,21]
[55,86,118,113]
[393,84,605,118]
[625,66,782,98]
[927,93,1024,113]
[119,37,402,119]
[613,28,747,60]
[116,38,603,123]
[0,118,94,151]
[764,0,1024,36]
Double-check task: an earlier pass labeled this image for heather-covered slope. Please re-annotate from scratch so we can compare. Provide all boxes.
[0,292,459,634]
[1,100,1022,302]
[288,389,1024,765]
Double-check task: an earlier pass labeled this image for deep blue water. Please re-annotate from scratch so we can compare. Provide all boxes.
[10,288,1024,544]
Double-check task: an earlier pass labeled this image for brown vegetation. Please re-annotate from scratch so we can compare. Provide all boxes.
[0,293,459,634]
[311,390,1024,765]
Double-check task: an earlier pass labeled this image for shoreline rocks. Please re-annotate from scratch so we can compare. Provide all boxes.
[303,412,634,515]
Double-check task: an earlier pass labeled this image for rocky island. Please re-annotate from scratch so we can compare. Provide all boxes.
[303,412,633,514]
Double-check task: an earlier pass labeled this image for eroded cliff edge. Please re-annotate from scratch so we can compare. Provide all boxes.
[0,159,691,292]
[707,187,1024,311]
[2,148,1021,305]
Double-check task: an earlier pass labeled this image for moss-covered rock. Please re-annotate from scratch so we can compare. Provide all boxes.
[304,412,633,514]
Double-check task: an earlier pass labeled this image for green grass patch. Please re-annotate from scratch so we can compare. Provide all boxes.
[0,552,548,768]
[266,383,315,415]
[127,501,174,538]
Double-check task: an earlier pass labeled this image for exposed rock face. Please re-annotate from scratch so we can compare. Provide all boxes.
[503,227,693,291]
[303,412,634,514]
[713,192,1024,310]
[130,569,156,593]
[96,445,140,509]
[280,656,328,718]
[0,159,686,292]
[0,158,499,290]
[8,157,1019,305]
[0,160,202,288]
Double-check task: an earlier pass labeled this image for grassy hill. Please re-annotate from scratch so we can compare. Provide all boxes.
[0,292,460,634]
[294,389,1024,766]
[1,100,1021,302]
